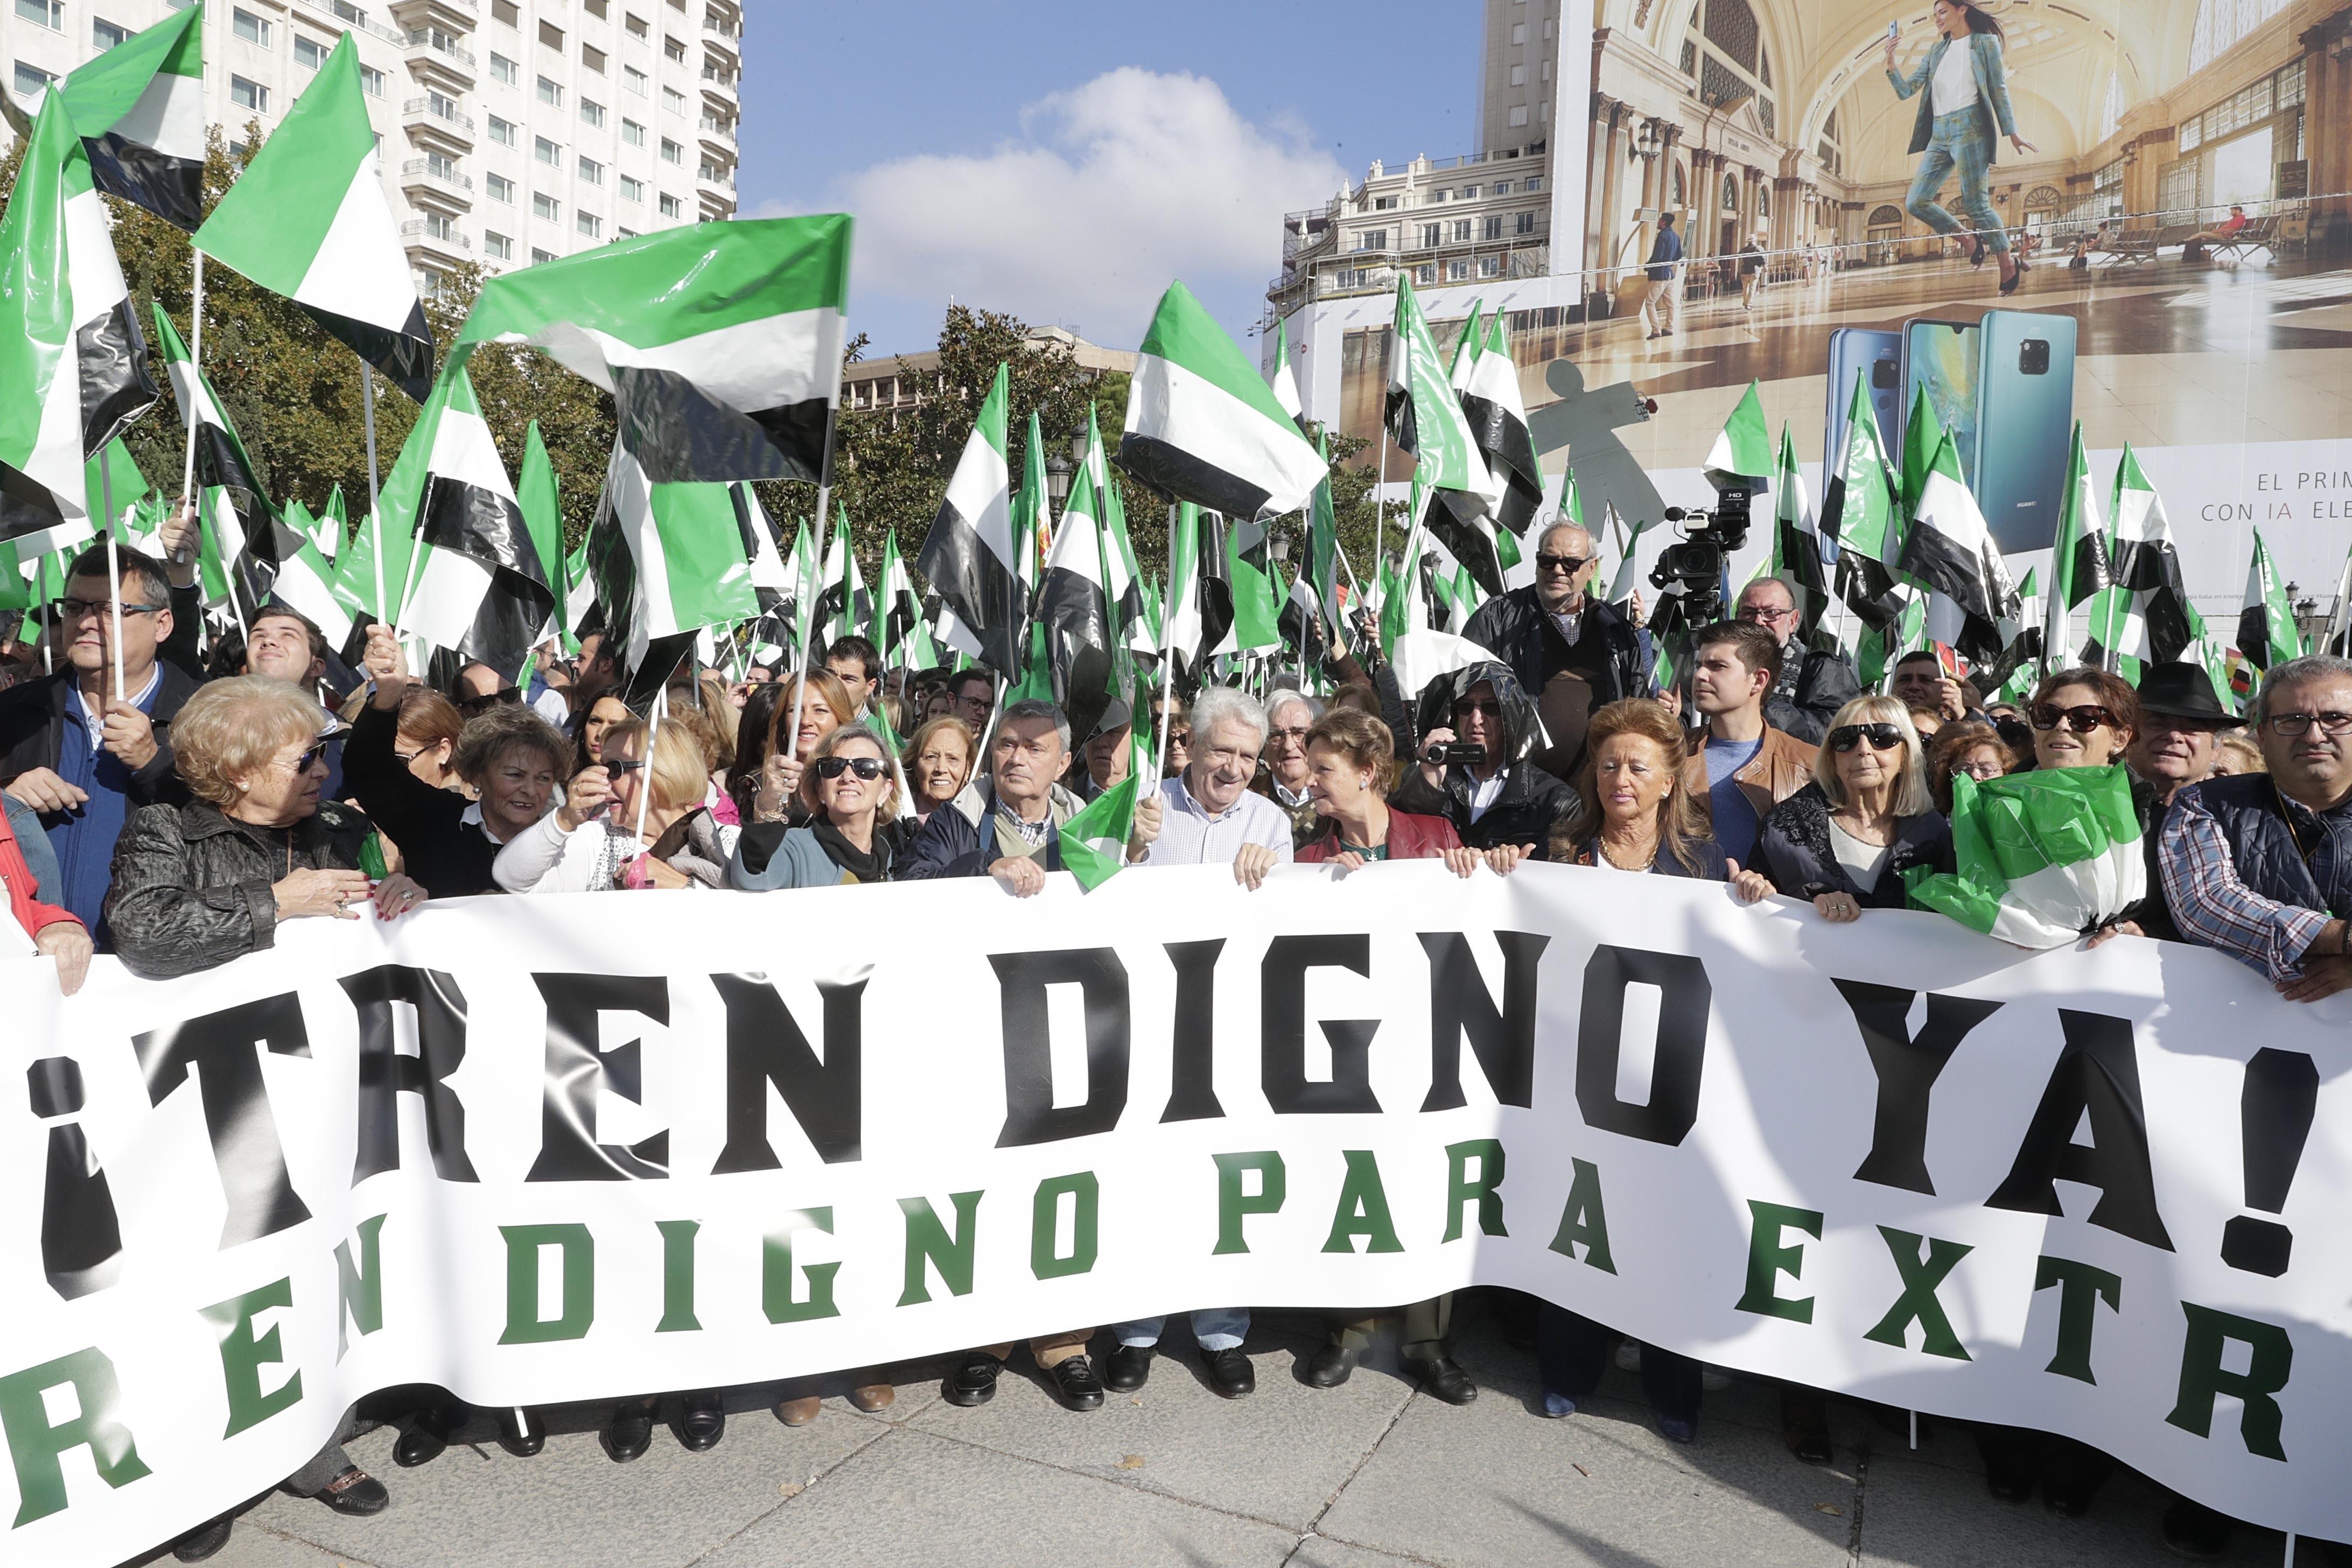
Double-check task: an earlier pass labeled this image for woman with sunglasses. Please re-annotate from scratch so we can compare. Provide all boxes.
[1756,696,1953,922]
[2021,668,2171,944]
[730,726,908,891]
[496,718,740,893]
[729,670,852,827]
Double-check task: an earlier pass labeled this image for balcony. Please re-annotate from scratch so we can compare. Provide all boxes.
[698,120,736,153]
[401,95,475,151]
[406,27,477,86]
[699,63,739,90]
[400,156,474,209]
[292,0,407,45]
[696,165,736,195]
[400,217,473,259]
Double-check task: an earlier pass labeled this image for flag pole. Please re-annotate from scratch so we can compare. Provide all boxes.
[103,484,125,703]
[633,684,664,853]
[362,362,387,628]
[785,485,828,760]
[179,251,204,513]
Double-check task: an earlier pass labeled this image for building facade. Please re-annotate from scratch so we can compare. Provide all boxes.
[841,326,1136,428]
[3,0,741,292]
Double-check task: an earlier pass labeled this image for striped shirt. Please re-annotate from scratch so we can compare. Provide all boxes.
[2158,788,2333,982]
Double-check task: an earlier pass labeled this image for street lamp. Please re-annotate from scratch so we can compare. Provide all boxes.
[1045,451,1072,509]
[1632,118,1663,166]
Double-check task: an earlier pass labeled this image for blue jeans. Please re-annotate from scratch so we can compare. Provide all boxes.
[1114,1307,1249,1352]
[1907,108,2008,255]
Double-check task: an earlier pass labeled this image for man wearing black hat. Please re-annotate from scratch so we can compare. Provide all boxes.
[2129,662,2236,807]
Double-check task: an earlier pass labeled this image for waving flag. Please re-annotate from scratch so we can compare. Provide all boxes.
[1035,463,1117,740]
[2238,528,2303,674]
[2085,445,2191,668]
[192,36,431,399]
[2043,423,2109,675]
[871,527,919,661]
[458,214,851,484]
[1385,276,1484,499]
[1059,711,1152,891]
[1767,423,1828,634]
[1122,281,1326,522]
[1013,411,1052,594]
[1703,381,1772,491]
[151,300,288,621]
[23,5,206,229]
[1461,309,1543,539]
[1269,318,1305,429]
[398,364,554,676]
[1161,501,1234,675]
[584,447,760,676]
[816,500,870,651]
[1898,428,2018,662]
[0,95,158,559]
[919,362,1026,675]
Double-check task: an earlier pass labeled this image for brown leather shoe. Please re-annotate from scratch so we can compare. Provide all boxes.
[773,1396,821,1426]
[849,1383,894,1413]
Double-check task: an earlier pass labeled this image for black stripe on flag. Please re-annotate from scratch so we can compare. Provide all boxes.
[302,298,435,404]
[79,298,159,458]
[1383,386,1420,458]
[0,455,71,546]
[1423,487,1505,597]
[1116,432,1273,526]
[1035,563,1114,743]
[2067,531,2111,607]
[85,134,204,232]
[197,424,268,509]
[419,474,551,591]
[612,367,805,486]
[1896,523,1999,628]
[452,565,555,678]
[744,397,834,487]
[1460,393,1541,496]
[916,499,1028,678]
[2237,605,2280,671]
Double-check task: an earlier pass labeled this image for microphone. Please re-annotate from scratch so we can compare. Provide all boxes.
[1662,506,1690,521]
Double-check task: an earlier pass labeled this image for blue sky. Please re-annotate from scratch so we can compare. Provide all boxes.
[739,2,1480,359]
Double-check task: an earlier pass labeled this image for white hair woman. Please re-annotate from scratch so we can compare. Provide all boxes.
[1755,695,1954,921]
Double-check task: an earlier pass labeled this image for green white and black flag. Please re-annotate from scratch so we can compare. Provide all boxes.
[2084,445,2190,667]
[400,364,555,675]
[1384,276,1485,500]
[1898,428,2018,663]
[191,36,431,398]
[919,362,1026,676]
[1035,463,1117,740]
[584,447,760,678]
[457,214,851,483]
[1767,423,1827,633]
[816,500,870,651]
[1460,310,1543,539]
[871,527,919,662]
[2238,527,2302,673]
[0,94,157,558]
[1122,281,1326,522]
[1269,318,1305,429]
[2043,422,2108,674]
[17,5,206,229]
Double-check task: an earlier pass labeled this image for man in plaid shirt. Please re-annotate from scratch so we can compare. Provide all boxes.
[2159,655,2352,1005]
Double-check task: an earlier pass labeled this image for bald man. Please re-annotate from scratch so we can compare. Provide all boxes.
[1733,576,1859,745]
[1462,519,1648,778]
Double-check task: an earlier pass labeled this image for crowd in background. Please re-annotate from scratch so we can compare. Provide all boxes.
[4,514,2347,1564]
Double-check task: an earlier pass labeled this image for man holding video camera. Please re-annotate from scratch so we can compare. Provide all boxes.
[1391,661,1581,865]
[1462,520,1648,779]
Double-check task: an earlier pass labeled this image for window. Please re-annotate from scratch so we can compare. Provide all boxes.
[1524,176,1543,192]
[660,136,684,164]
[533,248,557,264]
[2190,0,2288,74]
[618,226,638,240]
[538,76,564,106]
[539,19,566,50]
[578,155,604,184]
[233,8,271,45]
[492,0,518,23]
[620,174,646,202]
[624,65,649,94]
[93,16,129,47]
[358,64,383,96]
[230,76,268,113]
[485,232,514,260]
[535,136,562,165]
[426,90,460,119]
[1509,64,1525,86]
[1371,195,1397,211]
[1515,210,1536,235]
[12,61,55,95]
[1510,20,1526,41]
[577,211,603,237]
[1508,104,1529,128]
[1355,228,1388,251]
[1542,58,1551,80]
[583,45,606,73]
[426,152,459,181]
[491,52,519,83]
[1492,180,1511,195]
[294,34,327,69]
[659,192,682,218]
[663,34,687,61]
[626,11,649,37]
[580,99,606,127]
[488,114,517,146]
[1482,215,1504,241]
[697,157,723,180]
[14,0,62,31]
[1446,258,1471,281]
[1419,223,1442,247]
[534,192,561,220]
[662,86,686,114]
[586,0,608,16]
[1416,264,1438,285]
[1451,219,1472,242]
[621,118,647,146]
[487,172,515,202]
[1460,185,1479,199]
[1479,255,1503,278]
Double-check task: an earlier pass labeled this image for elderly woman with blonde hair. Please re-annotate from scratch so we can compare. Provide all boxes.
[106,676,428,979]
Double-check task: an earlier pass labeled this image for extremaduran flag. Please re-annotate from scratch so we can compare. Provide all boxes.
[918,362,1026,676]
[1121,281,1325,523]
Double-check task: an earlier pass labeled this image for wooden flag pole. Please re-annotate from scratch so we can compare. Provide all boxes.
[362,362,389,631]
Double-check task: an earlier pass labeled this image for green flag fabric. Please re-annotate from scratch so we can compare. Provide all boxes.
[1703,381,1772,489]
[1908,766,2149,949]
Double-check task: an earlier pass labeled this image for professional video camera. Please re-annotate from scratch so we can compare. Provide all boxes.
[1647,485,1752,627]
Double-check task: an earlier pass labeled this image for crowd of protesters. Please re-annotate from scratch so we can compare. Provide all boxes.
[4,515,2344,1564]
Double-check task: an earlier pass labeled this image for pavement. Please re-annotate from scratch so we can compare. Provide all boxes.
[158,1303,2304,1568]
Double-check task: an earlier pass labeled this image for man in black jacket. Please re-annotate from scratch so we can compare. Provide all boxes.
[0,541,196,936]
[1391,661,1579,861]
[1734,576,1859,745]
[1461,519,1646,780]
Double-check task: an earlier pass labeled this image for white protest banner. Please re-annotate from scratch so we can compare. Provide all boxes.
[4,863,2348,1564]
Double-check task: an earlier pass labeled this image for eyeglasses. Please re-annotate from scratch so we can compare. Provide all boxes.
[606,758,647,775]
[1828,723,1905,753]
[59,598,167,622]
[1534,553,1592,574]
[1454,700,1504,718]
[2261,710,2352,738]
[1268,726,1311,744]
[1737,604,1795,624]
[459,688,523,716]
[814,755,887,781]
[2031,703,2118,734]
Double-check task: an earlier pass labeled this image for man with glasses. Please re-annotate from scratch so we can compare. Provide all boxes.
[1463,520,1647,779]
[1734,577,1858,745]
[1251,688,1324,843]
[0,541,197,937]
[2161,655,2352,1008]
[950,669,995,735]
[1392,661,1577,863]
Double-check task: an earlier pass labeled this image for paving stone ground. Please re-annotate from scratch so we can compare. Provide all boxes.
[151,1307,2308,1568]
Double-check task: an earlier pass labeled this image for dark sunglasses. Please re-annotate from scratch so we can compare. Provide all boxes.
[605,758,648,775]
[1534,552,1592,573]
[2031,703,2118,734]
[1454,699,1504,718]
[814,755,887,781]
[459,687,523,715]
[1828,723,1905,753]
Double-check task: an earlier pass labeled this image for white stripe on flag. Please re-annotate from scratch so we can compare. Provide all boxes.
[292,159,420,337]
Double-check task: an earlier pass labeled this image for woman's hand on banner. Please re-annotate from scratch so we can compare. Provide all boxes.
[370,873,430,920]
[1814,890,1861,923]
[1441,846,1484,880]
[33,921,92,996]
[1727,860,1774,904]
[2083,919,2143,949]
[1486,844,1538,877]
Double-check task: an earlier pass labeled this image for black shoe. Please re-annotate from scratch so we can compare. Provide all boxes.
[495,1409,543,1458]
[312,1466,389,1517]
[1402,1355,1477,1405]
[391,1410,450,1468]
[1304,1345,1357,1388]
[942,1352,1002,1408]
[2161,1499,2233,1559]
[172,1515,234,1562]
[1103,1343,1152,1392]
[1045,1355,1105,1411]
[1782,1388,1833,1465]
[1986,1468,2034,1504]
[1200,1347,1255,1398]
[674,1392,725,1452]
[601,1407,655,1464]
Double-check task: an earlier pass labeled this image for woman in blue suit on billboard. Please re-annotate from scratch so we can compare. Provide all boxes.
[1886,0,2039,295]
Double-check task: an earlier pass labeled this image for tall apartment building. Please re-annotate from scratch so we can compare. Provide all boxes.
[2,0,742,292]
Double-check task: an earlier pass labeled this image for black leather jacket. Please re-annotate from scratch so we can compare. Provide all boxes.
[1461,587,1647,712]
[1766,645,1863,745]
[1391,660,1583,858]
[106,797,375,978]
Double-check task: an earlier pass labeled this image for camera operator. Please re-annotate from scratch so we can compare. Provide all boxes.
[1734,577,1859,745]
[1392,661,1581,865]
[1463,521,1648,779]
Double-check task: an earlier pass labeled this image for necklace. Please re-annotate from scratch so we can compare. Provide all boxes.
[1595,833,1655,871]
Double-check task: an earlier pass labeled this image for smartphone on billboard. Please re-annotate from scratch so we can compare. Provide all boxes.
[1902,318,1982,491]
[1972,309,2078,555]
[1824,328,1905,477]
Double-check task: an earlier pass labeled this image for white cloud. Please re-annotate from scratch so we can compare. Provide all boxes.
[762,69,1346,348]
